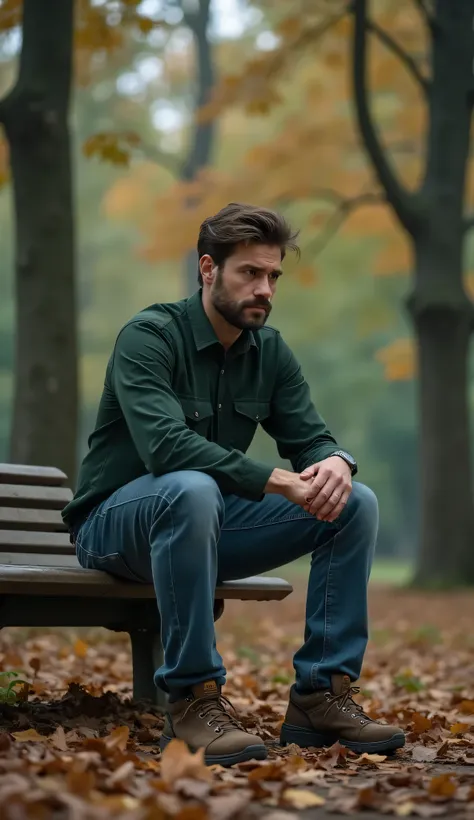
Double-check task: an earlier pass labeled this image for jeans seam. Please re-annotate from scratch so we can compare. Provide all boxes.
[222,513,314,531]
[310,529,339,689]
[97,492,168,515]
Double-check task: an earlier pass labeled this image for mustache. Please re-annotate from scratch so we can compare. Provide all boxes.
[242,299,272,312]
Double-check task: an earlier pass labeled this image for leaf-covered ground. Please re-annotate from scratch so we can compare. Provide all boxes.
[1,578,474,818]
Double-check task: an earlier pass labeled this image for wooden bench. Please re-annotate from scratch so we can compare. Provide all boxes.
[0,464,293,708]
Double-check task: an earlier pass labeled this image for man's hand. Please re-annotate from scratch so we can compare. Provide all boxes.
[300,456,352,522]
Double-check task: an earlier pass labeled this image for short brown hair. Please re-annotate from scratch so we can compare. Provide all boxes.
[197,202,299,285]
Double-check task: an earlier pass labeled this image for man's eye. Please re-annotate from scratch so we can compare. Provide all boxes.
[245,269,256,276]
[270,272,280,281]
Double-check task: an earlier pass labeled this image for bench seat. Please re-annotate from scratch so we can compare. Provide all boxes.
[0,464,293,708]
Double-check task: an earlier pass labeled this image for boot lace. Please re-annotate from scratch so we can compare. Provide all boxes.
[323,686,373,726]
[184,695,244,734]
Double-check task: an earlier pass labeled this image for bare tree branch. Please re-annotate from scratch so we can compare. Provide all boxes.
[367,18,429,94]
[307,190,386,256]
[352,0,421,234]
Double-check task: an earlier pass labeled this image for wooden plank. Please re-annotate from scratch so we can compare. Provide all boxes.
[0,530,73,554]
[0,464,67,487]
[0,565,292,600]
[0,553,79,567]
[0,485,72,510]
[0,508,66,531]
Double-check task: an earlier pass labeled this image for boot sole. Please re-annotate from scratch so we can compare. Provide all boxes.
[280,723,406,755]
[160,734,268,767]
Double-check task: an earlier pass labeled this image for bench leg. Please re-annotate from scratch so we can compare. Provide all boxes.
[129,629,167,711]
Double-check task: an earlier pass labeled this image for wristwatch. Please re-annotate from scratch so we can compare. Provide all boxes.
[330,450,358,477]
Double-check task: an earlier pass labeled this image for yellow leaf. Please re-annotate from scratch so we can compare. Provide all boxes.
[74,638,88,658]
[283,789,326,809]
[354,752,387,764]
[450,722,470,735]
[12,729,49,743]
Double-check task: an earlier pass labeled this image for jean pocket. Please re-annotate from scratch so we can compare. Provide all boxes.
[76,544,143,584]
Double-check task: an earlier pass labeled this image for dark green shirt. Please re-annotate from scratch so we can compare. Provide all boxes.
[62,290,341,529]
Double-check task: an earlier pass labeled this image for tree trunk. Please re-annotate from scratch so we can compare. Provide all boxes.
[0,0,78,483]
[181,0,216,296]
[410,239,474,586]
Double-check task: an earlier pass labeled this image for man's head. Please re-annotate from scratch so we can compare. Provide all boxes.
[197,202,299,331]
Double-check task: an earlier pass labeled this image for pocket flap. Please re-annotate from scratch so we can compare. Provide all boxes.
[179,397,214,422]
[234,401,270,422]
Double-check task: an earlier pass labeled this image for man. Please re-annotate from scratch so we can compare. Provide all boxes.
[63,202,405,767]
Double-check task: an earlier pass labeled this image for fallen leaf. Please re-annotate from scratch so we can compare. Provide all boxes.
[12,729,49,743]
[412,745,438,762]
[49,726,68,752]
[73,639,88,658]
[161,739,212,784]
[354,752,387,764]
[105,760,135,787]
[428,773,457,798]
[412,713,432,733]
[282,789,326,808]
[450,722,470,734]
[104,725,129,750]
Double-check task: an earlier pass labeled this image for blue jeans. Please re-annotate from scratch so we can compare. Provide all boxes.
[75,471,378,694]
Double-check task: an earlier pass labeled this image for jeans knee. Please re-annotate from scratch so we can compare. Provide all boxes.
[345,482,379,536]
[164,470,224,522]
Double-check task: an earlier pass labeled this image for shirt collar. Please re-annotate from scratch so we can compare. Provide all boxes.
[186,289,257,355]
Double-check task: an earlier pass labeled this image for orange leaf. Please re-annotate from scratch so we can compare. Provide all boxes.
[104,725,130,751]
[428,774,457,798]
[73,638,88,658]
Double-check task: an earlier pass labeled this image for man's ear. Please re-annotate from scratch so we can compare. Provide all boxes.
[199,254,217,285]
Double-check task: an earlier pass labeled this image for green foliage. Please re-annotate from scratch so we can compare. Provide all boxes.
[393,673,425,693]
[0,670,30,704]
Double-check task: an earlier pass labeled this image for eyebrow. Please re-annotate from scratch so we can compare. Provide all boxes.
[237,263,283,276]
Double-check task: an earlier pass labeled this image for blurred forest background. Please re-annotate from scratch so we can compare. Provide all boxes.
[0,0,472,572]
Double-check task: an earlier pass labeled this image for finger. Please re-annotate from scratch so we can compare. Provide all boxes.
[322,489,352,523]
[317,488,346,519]
[306,475,341,515]
[304,470,333,502]
[300,464,319,481]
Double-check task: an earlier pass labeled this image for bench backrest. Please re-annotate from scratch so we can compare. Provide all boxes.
[0,464,78,567]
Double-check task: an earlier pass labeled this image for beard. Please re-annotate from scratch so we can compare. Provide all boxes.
[211,270,272,330]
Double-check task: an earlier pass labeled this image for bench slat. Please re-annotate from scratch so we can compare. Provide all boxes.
[0,508,67,531]
[0,530,73,553]
[0,464,67,486]
[0,565,292,600]
[0,484,72,509]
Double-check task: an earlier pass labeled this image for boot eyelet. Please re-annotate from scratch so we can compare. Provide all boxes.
[207,721,213,727]
[325,693,331,701]
[198,713,205,718]
[341,707,347,712]
[361,720,366,724]
[351,713,356,718]
[214,727,221,733]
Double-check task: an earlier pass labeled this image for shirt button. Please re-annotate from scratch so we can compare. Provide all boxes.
[194,411,199,418]
[256,414,259,420]
[220,369,225,375]
[218,403,222,410]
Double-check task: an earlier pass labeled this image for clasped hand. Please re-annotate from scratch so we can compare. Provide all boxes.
[298,456,352,523]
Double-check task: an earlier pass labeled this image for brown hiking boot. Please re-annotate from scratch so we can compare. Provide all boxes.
[160,680,267,766]
[281,674,405,755]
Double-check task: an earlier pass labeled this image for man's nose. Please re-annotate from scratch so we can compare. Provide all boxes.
[254,277,273,299]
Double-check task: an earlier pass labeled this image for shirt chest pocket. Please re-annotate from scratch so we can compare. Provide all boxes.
[232,400,271,452]
[179,398,214,438]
